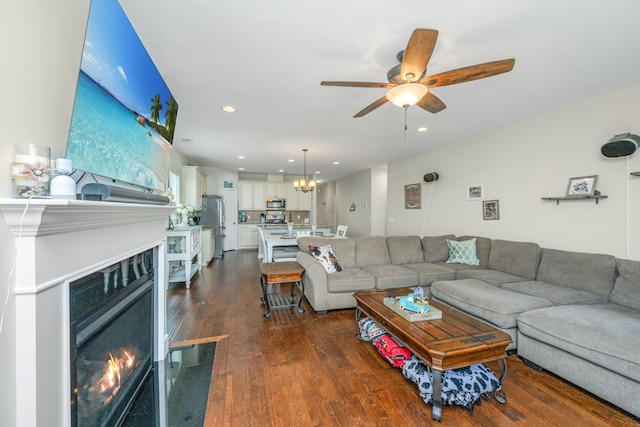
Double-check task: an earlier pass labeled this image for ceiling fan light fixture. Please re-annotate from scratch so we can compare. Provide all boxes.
[386,83,428,108]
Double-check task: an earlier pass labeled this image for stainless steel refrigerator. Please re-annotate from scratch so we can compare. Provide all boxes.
[199,195,225,258]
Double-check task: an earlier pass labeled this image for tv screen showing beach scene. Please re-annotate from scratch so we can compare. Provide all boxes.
[66,0,177,192]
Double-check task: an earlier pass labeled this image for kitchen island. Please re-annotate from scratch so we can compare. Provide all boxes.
[257,224,332,262]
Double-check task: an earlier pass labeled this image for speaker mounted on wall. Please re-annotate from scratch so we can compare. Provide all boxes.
[423,172,439,182]
[601,133,639,158]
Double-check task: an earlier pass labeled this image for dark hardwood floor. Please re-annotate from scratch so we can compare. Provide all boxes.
[167,250,640,426]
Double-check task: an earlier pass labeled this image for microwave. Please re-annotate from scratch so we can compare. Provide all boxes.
[266,198,286,210]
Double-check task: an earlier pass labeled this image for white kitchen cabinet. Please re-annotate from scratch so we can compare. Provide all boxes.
[201,227,215,264]
[166,225,202,288]
[285,185,311,211]
[238,224,259,249]
[181,166,207,210]
[266,182,286,199]
[239,181,266,210]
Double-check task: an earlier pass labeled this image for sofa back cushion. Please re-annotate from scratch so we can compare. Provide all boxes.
[457,236,492,268]
[488,239,540,280]
[609,258,640,310]
[386,235,424,264]
[422,234,456,263]
[355,236,391,267]
[297,236,356,268]
[537,248,617,297]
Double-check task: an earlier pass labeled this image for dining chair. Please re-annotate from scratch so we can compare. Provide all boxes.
[336,225,348,237]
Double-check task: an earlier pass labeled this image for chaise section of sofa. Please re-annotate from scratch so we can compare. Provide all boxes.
[517,258,640,418]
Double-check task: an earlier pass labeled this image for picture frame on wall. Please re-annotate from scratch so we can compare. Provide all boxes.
[566,175,598,197]
[404,183,421,209]
[467,185,483,200]
[483,200,500,220]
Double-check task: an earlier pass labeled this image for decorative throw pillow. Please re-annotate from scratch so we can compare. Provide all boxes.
[309,245,343,273]
[446,238,480,266]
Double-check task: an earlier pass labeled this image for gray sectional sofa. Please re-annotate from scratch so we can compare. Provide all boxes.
[295,234,640,418]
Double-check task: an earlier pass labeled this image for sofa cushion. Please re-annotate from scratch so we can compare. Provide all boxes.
[355,236,391,267]
[422,234,456,263]
[488,239,540,280]
[309,245,343,273]
[517,304,640,382]
[456,236,492,268]
[402,263,457,287]
[609,258,640,311]
[456,269,530,286]
[360,265,419,290]
[501,280,607,305]
[387,235,424,265]
[446,238,480,265]
[326,268,375,293]
[431,279,552,329]
[298,236,356,268]
[536,248,616,297]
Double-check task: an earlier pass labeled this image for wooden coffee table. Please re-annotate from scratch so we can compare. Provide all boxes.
[354,288,512,421]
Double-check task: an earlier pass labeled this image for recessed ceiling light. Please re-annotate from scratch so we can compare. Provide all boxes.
[278,169,284,173]
[417,127,428,132]
[315,171,320,174]
[181,138,192,142]
[222,105,236,112]
[288,159,295,163]
[333,161,340,165]
[238,155,245,159]
[238,167,244,171]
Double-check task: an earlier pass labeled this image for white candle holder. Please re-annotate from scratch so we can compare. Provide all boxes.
[12,144,51,198]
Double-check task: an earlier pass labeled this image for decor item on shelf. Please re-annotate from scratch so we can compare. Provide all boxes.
[483,200,500,220]
[566,175,598,197]
[50,158,77,200]
[601,133,639,158]
[467,185,483,200]
[293,149,316,193]
[404,183,421,209]
[12,144,51,198]
[178,203,197,226]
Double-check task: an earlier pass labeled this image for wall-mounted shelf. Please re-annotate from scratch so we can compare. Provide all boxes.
[542,192,608,205]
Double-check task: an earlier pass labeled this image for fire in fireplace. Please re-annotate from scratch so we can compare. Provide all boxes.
[69,248,156,427]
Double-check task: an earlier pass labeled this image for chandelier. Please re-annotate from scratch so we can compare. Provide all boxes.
[293,149,316,193]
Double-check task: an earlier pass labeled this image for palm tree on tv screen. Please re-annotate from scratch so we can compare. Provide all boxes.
[164,96,178,142]
[150,94,163,123]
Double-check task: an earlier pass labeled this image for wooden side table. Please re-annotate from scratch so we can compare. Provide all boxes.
[259,261,305,318]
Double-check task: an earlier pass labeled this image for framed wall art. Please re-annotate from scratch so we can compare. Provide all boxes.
[404,183,421,209]
[566,175,598,196]
[483,200,500,220]
[467,185,483,200]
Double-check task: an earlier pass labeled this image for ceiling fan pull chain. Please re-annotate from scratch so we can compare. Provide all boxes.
[403,106,408,141]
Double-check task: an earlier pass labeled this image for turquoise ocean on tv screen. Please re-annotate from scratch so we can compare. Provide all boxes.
[66,71,172,191]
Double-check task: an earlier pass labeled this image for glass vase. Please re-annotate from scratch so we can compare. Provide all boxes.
[12,144,51,198]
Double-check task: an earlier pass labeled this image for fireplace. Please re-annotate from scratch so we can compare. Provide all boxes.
[70,248,156,427]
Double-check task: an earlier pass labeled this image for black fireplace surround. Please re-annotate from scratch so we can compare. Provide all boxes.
[69,248,156,427]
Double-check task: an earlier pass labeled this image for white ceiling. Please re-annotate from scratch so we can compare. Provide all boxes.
[119,0,640,184]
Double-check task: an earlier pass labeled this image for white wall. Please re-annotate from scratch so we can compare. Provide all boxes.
[201,166,238,195]
[316,182,336,229]
[334,168,387,237]
[387,82,640,260]
[0,1,92,425]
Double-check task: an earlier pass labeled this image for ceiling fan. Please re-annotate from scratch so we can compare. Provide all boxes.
[321,29,515,118]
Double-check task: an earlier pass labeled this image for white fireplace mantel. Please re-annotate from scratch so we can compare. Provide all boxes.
[0,198,174,427]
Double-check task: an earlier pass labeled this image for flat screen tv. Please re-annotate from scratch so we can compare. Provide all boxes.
[66,0,177,192]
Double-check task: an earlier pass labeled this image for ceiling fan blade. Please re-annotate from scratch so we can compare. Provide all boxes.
[416,91,446,114]
[321,81,394,88]
[400,29,439,82]
[421,58,515,88]
[354,96,389,118]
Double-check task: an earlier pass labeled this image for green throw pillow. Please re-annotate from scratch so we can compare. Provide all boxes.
[446,238,480,266]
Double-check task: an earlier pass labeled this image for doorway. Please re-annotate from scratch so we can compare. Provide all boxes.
[221,188,238,251]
